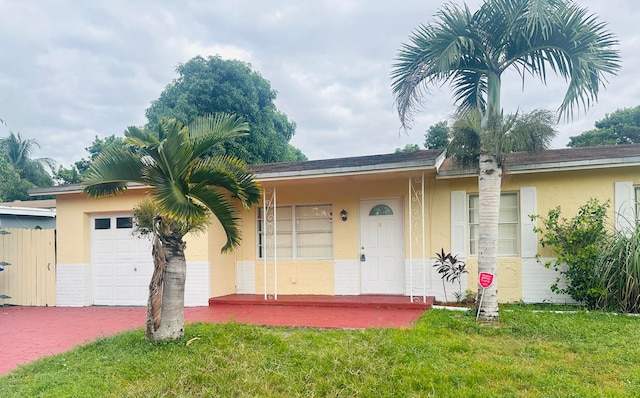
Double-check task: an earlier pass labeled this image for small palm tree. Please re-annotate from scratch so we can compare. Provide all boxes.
[83,114,261,340]
[392,0,620,320]
[0,132,54,187]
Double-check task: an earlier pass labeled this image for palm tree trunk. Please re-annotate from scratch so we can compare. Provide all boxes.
[145,234,187,341]
[477,153,502,321]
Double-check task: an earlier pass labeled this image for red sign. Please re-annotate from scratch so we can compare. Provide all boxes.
[479,272,494,289]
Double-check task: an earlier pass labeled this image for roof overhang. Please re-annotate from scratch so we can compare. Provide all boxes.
[437,155,640,179]
[29,182,148,197]
[257,152,446,182]
[30,152,447,195]
[0,206,56,218]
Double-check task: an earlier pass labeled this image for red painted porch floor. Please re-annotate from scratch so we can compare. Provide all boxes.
[209,294,434,309]
[0,295,432,375]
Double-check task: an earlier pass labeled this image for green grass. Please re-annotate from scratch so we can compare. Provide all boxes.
[1,308,639,397]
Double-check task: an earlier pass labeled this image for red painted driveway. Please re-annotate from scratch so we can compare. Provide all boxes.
[0,304,425,375]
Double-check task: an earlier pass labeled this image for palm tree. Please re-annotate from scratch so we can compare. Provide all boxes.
[391,0,620,320]
[83,114,261,340]
[0,132,54,187]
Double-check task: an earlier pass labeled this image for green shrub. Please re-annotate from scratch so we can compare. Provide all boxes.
[595,226,640,313]
[532,198,611,309]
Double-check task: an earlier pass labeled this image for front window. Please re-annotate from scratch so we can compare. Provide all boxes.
[469,193,519,256]
[258,204,333,259]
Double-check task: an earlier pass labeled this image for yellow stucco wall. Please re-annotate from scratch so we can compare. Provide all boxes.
[232,173,421,295]
[55,163,639,302]
[56,189,210,265]
[432,165,640,302]
[207,218,238,297]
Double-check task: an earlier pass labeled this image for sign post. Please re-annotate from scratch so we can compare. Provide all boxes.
[476,272,494,321]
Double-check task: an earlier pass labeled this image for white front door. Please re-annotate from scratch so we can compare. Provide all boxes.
[91,214,153,306]
[359,198,405,294]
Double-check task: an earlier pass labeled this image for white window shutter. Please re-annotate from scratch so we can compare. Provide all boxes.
[520,186,537,258]
[450,190,467,259]
[614,181,635,233]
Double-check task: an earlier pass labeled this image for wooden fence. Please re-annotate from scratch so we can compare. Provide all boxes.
[0,228,56,306]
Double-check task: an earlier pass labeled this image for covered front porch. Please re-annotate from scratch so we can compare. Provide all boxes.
[209,294,435,310]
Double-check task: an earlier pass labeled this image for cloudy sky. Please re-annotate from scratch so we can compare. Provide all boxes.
[0,0,638,168]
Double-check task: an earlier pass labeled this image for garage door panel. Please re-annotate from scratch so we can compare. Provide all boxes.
[92,240,115,255]
[91,214,153,306]
[92,265,113,278]
[92,253,115,265]
[94,286,113,304]
[114,286,137,303]
[114,238,136,254]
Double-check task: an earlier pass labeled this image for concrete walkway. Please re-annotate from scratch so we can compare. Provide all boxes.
[0,304,425,375]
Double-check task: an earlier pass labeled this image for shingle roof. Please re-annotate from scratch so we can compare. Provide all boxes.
[251,149,445,179]
[30,144,640,196]
[505,143,640,166]
[438,143,640,176]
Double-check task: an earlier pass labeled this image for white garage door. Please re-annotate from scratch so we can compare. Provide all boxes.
[91,214,153,306]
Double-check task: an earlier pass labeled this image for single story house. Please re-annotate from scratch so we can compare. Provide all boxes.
[31,144,640,307]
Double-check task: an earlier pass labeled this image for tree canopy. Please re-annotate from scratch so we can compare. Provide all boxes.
[394,144,421,153]
[568,106,640,147]
[0,154,32,202]
[0,132,53,201]
[424,121,449,150]
[145,55,305,164]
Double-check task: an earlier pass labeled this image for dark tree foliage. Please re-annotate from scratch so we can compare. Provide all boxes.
[424,121,449,150]
[395,144,421,153]
[145,55,303,164]
[0,154,32,201]
[568,106,640,147]
[0,132,53,201]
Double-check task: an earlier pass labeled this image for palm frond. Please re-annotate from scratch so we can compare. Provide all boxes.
[188,114,249,158]
[151,179,206,224]
[83,148,146,197]
[188,183,241,252]
[452,69,488,117]
[393,0,620,128]
[391,3,483,129]
[124,125,160,149]
[504,109,557,154]
[448,113,482,168]
[191,155,262,208]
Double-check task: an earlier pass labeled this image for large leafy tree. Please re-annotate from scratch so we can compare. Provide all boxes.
[83,114,261,341]
[146,55,305,164]
[568,105,640,147]
[392,0,620,320]
[424,121,450,150]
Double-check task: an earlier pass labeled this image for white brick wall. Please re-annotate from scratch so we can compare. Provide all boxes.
[57,262,210,307]
[184,261,210,306]
[56,264,92,307]
[406,258,468,302]
[521,258,577,304]
[334,260,359,295]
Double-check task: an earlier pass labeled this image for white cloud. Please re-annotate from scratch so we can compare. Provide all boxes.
[0,0,636,167]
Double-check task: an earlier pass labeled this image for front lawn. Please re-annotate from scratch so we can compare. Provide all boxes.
[1,308,638,397]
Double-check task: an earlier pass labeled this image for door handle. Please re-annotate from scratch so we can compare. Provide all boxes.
[360,254,366,262]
